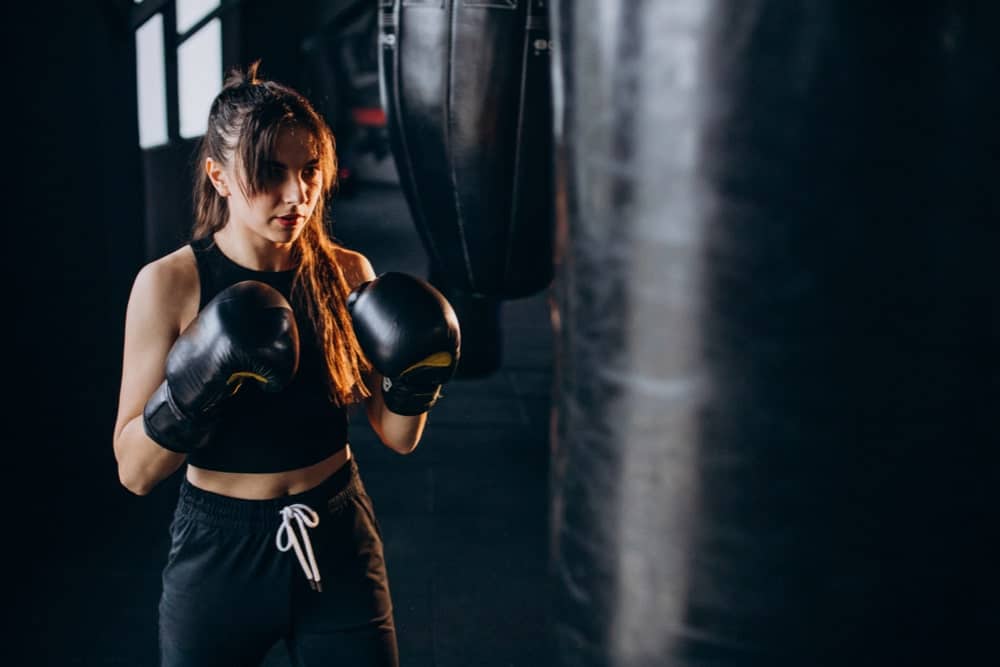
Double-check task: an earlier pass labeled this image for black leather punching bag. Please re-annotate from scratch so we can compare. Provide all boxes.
[549,2,998,666]
[378,0,554,377]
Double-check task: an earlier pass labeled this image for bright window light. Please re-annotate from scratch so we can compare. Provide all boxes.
[178,18,222,139]
[177,0,220,34]
[136,13,168,148]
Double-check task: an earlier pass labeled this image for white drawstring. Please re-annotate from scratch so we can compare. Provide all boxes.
[276,503,322,592]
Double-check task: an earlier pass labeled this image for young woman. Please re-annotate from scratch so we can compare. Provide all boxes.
[113,61,459,666]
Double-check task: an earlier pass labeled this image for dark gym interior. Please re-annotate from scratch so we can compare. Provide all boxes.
[9,1,998,666]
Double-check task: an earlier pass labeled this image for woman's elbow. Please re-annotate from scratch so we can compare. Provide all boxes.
[373,422,421,454]
[114,442,159,496]
[118,466,155,496]
[384,437,420,455]
[369,404,426,455]
[377,421,424,455]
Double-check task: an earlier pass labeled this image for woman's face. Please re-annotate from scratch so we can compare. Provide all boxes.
[219,125,324,245]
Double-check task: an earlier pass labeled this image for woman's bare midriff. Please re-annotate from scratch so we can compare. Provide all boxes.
[186,445,352,499]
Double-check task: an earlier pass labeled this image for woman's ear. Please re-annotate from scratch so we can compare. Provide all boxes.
[205,158,230,197]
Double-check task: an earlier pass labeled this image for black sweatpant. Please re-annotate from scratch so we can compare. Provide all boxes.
[158,458,398,666]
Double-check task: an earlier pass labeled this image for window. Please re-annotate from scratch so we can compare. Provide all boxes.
[178,18,221,138]
[135,13,168,148]
[133,0,223,147]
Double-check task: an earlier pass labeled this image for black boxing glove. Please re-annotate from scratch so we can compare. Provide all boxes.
[347,272,461,416]
[143,280,300,453]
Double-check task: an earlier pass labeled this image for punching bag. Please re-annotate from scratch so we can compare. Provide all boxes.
[378,0,554,377]
[549,2,998,666]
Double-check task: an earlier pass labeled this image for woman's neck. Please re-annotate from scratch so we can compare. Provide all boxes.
[213,226,296,271]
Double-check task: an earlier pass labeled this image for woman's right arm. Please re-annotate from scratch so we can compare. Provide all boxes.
[112,254,196,495]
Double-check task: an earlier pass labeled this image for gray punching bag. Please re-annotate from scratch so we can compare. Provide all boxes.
[378,0,554,377]
[549,2,998,666]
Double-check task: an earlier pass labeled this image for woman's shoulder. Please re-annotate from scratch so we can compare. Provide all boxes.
[333,245,376,288]
[129,245,200,322]
[135,245,199,292]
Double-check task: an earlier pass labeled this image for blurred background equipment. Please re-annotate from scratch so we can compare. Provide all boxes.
[378,0,555,378]
[300,0,398,195]
[548,2,998,666]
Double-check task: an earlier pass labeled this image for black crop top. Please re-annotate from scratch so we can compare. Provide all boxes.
[185,236,349,473]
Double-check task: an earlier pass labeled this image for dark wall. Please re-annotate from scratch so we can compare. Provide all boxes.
[12,0,144,598]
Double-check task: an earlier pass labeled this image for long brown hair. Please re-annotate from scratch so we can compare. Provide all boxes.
[191,61,370,405]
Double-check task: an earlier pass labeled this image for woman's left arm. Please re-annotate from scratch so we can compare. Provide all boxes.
[365,371,427,454]
[340,248,429,455]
